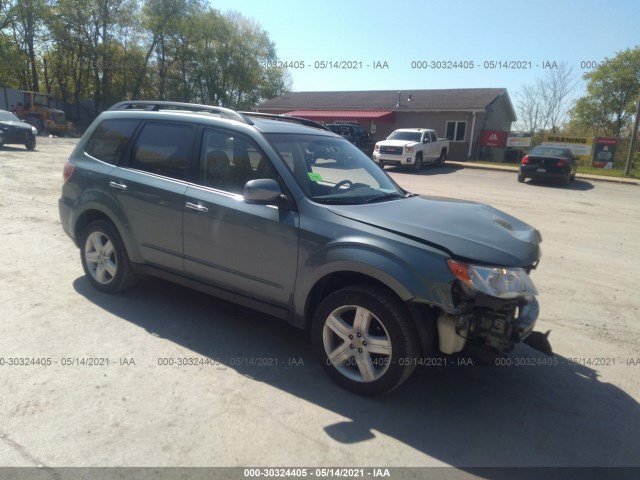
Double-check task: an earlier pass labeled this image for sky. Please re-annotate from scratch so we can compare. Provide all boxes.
[208,0,639,104]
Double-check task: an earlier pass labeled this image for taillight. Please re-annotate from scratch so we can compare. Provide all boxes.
[521,155,529,164]
[557,159,567,167]
[63,161,75,182]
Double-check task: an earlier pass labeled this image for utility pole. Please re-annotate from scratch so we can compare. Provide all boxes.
[625,98,640,175]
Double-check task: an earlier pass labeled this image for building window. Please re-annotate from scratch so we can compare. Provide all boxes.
[446,121,467,142]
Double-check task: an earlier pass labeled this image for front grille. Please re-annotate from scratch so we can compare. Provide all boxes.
[380,146,403,155]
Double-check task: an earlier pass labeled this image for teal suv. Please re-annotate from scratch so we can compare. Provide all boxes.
[59,101,551,394]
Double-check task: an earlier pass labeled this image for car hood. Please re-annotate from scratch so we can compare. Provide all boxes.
[327,195,542,267]
[0,120,32,131]
[379,139,418,147]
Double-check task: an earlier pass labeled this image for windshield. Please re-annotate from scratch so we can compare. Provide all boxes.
[0,111,20,122]
[264,133,406,205]
[388,131,421,142]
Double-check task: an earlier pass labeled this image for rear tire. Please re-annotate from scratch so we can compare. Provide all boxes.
[562,172,570,187]
[311,284,420,395]
[517,174,525,183]
[438,149,446,165]
[80,220,137,293]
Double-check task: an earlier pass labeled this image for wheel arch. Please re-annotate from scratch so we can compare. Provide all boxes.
[303,271,400,330]
[302,272,441,358]
[297,238,455,314]
[72,205,141,264]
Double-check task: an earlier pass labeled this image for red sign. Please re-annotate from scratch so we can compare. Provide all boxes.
[480,130,507,148]
[592,137,617,168]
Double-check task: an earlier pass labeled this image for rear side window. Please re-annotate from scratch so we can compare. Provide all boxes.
[85,119,139,164]
[130,122,195,180]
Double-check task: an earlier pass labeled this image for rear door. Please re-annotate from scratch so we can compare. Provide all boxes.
[428,131,440,161]
[109,121,196,273]
[422,131,437,161]
[182,127,299,308]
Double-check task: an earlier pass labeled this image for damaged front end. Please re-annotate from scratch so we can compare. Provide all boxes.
[438,259,552,357]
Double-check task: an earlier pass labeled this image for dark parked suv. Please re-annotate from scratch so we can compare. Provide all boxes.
[325,123,375,157]
[59,101,550,395]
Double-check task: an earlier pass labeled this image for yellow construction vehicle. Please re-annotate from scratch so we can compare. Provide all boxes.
[14,91,69,134]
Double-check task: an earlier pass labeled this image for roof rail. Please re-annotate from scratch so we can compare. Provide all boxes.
[108,101,253,125]
[239,111,331,131]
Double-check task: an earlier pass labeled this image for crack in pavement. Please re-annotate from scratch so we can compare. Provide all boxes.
[0,430,60,479]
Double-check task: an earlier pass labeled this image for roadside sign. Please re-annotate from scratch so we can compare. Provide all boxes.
[507,132,533,148]
[592,138,617,168]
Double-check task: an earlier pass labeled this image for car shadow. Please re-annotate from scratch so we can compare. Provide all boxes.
[73,276,640,473]
[523,179,595,191]
[384,164,463,176]
[0,145,35,152]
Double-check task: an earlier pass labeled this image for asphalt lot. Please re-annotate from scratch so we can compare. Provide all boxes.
[1,138,639,475]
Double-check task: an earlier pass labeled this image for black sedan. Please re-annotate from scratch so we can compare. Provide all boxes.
[0,109,37,150]
[518,146,577,186]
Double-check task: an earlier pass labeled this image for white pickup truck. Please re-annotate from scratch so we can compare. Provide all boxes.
[373,128,449,171]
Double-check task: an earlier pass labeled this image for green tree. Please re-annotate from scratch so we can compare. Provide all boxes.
[134,0,204,100]
[189,10,290,109]
[2,0,289,114]
[6,0,49,91]
[45,0,139,112]
[569,47,640,137]
[0,32,24,87]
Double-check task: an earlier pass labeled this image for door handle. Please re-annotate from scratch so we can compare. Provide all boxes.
[109,181,128,191]
[185,201,209,213]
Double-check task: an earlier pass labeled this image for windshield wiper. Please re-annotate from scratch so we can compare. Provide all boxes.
[364,193,405,204]
[313,198,360,205]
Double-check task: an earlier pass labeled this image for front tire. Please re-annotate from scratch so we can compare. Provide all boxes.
[80,220,137,293]
[25,136,36,150]
[414,154,423,172]
[311,285,420,395]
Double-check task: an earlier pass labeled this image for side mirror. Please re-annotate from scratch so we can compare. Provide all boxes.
[243,178,283,205]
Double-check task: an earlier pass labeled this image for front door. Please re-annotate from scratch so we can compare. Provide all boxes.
[182,128,299,308]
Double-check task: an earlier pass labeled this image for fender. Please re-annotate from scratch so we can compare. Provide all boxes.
[70,186,143,264]
[292,236,457,327]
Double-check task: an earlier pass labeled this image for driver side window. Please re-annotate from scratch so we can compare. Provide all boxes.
[198,129,280,194]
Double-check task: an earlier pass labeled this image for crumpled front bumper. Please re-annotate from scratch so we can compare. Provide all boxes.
[437,294,548,355]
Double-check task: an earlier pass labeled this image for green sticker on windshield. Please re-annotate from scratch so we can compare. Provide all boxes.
[307,172,323,182]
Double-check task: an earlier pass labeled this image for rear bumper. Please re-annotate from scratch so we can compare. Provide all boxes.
[520,165,571,180]
[58,198,76,245]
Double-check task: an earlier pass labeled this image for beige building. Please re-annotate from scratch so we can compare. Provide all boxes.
[256,88,516,161]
